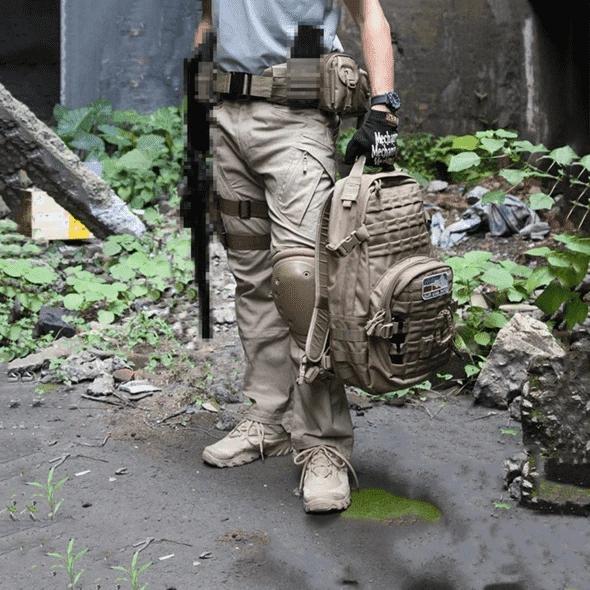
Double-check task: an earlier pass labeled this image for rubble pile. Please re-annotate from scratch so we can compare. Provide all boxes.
[504,324,590,516]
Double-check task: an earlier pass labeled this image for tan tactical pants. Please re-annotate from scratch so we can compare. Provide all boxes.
[211,100,353,457]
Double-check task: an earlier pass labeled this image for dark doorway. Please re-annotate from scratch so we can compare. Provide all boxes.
[530,0,590,152]
[0,0,61,124]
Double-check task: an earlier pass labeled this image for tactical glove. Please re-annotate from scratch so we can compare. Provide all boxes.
[344,109,399,167]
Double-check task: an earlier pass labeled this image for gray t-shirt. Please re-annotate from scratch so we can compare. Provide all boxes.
[213,0,344,74]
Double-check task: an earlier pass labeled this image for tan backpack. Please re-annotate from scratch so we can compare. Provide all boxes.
[302,156,455,395]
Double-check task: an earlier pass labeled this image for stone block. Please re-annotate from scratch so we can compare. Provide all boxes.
[473,313,565,408]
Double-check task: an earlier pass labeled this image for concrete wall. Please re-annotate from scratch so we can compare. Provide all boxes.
[340,0,588,152]
[61,0,199,112]
[341,0,532,134]
[0,0,587,150]
[0,0,60,123]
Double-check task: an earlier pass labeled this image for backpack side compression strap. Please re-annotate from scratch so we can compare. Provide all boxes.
[302,156,366,382]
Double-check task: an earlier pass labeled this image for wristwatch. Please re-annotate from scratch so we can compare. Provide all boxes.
[370,90,401,113]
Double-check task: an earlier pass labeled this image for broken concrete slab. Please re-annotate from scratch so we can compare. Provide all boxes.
[523,351,590,478]
[0,82,145,239]
[56,350,129,383]
[498,303,544,320]
[87,373,115,397]
[119,380,162,394]
[519,453,590,516]
[508,345,590,516]
[473,313,565,409]
[6,336,81,373]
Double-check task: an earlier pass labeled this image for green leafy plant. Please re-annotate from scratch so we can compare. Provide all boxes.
[121,311,175,349]
[0,220,60,361]
[147,351,174,372]
[493,501,512,510]
[446,130,590,212]
[27,466,68,519]
[3,499,18,520]
[48,538,88,589]
[526,233,590,328]
[54,101,184,209]
[444,250,540,357]
[112,550,152,590]
[500,427,519,437]
[381,380,432,403]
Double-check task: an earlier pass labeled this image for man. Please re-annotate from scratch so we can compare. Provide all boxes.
[195,0,400,512]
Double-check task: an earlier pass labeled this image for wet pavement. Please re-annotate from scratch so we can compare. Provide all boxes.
[0,366,588,590]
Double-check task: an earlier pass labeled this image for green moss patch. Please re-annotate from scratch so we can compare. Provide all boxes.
[538,478,590,503]
[343,488,442,524]
[35,383,59,395]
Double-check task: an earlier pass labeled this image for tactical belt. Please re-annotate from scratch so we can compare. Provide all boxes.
[212,66,320,105]
[213,71,276,101]
[208,53,371,114]
[217,196,271,251]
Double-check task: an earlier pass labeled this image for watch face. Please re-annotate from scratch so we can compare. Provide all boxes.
[386,91,401,111]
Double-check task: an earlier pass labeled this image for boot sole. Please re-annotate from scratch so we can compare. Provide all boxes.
[202,441,292,468]
[304,496,351,513]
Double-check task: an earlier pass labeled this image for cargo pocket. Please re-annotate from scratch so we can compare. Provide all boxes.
[276,142,336,226]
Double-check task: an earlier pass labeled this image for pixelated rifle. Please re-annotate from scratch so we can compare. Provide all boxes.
[181,32,216,339]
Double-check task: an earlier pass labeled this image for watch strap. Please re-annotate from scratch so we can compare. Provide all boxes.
[370,94,389,107]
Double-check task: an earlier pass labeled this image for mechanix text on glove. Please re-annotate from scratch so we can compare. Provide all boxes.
[344,109,399,167]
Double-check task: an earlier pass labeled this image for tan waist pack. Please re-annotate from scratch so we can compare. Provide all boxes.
[265,52,370,115]
[318,52,370,115]
[302,155,455,395]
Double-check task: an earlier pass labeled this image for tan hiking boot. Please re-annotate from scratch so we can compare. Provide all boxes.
[202,419,292,468]
[294,446,359,513]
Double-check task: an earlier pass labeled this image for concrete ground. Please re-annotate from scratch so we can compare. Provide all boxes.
[0,366,588,590]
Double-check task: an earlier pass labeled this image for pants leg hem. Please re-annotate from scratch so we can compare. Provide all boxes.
[292,437,354,460]
[244,409,287,426]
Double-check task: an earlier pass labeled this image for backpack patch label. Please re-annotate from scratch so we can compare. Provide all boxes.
[422,272,450,301]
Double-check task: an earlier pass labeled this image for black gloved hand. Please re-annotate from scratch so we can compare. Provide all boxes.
[344,109,399,167]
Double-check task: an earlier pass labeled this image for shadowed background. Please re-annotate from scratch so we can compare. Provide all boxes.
[0,0,588,150]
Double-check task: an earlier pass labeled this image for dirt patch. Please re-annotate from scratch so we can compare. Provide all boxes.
[218,529,270,546]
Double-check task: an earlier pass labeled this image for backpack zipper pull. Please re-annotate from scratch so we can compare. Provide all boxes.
[303,152,308,174]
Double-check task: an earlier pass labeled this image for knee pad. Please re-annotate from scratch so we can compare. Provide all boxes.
[271,248,315,349]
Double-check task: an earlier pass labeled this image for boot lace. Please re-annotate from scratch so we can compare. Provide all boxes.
[294,446,359,491]
[228,419,270,461]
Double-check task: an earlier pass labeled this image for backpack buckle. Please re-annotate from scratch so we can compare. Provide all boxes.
[326,225,369,257]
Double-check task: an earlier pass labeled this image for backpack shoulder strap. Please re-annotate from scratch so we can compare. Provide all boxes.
[305,190,333,363]
[305,155,366,363]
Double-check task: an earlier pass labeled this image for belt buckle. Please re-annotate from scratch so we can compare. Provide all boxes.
[229,72,252,100]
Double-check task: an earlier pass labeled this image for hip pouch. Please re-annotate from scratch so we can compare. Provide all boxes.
[302,155,456,396]
[285,52,370,116]
[319,52,370,116]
